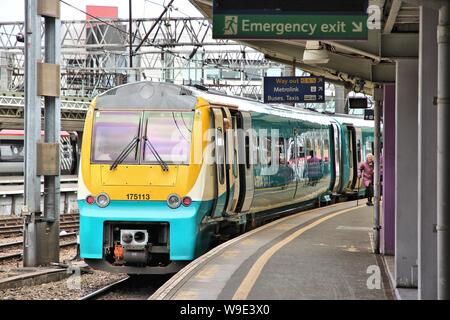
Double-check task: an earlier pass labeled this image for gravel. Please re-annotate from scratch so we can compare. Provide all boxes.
[0,236,22,245]
[0,244,167,300]
[0,269,127,300]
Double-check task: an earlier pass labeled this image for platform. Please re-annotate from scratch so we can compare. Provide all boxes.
[151,201,394,300]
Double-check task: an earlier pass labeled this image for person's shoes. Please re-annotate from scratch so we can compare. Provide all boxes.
[367,202,374,206]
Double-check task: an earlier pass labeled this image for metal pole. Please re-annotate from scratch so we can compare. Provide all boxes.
[129,0,133,69]
[23,0,42,267]
[24,0,61,266]
[373,87,383,255]
[43,13,61,263]
[437,3,450,300]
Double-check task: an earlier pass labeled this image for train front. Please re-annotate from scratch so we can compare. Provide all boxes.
[77,82,212,274]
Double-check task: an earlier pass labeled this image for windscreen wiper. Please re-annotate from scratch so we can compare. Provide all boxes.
[110,136,140,171]
[144,136,169,172]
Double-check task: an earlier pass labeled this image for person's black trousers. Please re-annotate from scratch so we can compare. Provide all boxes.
[365,183,374,203]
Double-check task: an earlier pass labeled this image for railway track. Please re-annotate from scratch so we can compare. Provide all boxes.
[80,277,131,300]
[0,232,77,251]
[80,275,172,300]
[0,214,79,237]
[0,233,78,263]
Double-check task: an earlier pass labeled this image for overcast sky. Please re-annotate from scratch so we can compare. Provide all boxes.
[0,0,202,22]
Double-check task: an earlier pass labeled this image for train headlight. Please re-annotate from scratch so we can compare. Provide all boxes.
[96,193,110,208]
[167,194,181,209]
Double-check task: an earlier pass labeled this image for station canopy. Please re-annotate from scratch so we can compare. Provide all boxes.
[189,0,420,93]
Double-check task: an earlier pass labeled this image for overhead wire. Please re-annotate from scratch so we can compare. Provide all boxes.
[58,0,266,80]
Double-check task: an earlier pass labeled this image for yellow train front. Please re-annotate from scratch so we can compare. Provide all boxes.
[78,81,374,274]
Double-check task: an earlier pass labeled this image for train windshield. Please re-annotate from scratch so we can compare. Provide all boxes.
[92,111,141,163]
[91,111,194,165]
[143,112,194,164]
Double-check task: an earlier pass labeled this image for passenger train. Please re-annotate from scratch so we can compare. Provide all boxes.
[0,130,78,175]
[78,81,374,274]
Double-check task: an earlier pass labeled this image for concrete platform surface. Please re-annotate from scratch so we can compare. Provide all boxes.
[151,201,394,300]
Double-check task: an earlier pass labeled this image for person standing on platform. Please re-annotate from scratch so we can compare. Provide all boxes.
[359,153,374,206]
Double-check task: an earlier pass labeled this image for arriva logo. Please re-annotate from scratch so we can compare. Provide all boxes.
[224,16,238,35]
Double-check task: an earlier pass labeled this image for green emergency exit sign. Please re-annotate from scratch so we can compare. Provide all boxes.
[213,14,368,40]
[212,0,369,40]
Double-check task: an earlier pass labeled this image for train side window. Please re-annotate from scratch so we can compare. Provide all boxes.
[357,139,362,163]
[287,138,295,163]
[278,137,286,165]
[245,135,250,169]
[216,127,225,185]
[297,136,305,158]
[256,135,260,165]
[323,138,330,162]
[306,138,312,159]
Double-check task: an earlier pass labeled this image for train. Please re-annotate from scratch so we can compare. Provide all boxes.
[0,130,79,175]
[78,81,374,274]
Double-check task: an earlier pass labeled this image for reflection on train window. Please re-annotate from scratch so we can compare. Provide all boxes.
[0,140,24,162]
[143,112,194,164]
[92,111,141,163]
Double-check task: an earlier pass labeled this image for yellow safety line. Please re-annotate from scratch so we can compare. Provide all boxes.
[232,205,365,300]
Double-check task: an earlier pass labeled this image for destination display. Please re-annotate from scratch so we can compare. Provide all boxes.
[213,0,369,40]
[263,76,325,104]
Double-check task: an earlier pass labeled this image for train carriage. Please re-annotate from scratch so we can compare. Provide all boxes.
[78,81,374,274]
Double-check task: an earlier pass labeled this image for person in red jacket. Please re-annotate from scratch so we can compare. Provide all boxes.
[359,153,374,206]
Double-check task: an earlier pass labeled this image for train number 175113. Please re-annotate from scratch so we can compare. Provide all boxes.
[126,193,150,200]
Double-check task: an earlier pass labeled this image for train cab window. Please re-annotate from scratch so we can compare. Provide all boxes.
[92,111,141,163]
[143,112,194,164]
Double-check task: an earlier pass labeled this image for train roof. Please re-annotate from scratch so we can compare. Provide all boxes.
[95,81,373,128]
[95,81,197,110]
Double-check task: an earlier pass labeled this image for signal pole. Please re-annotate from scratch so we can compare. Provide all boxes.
[23,0,61,266]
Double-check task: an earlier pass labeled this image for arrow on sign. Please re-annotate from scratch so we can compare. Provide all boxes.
[352,22,363,32]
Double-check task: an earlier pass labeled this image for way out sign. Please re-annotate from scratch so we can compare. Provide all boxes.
[264,77,325,104]
[213,0,369,40]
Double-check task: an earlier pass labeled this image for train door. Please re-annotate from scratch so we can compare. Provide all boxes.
[227,111,241,213]
[330,123,341,193]
[222,107,239,216]
[211,108,228,218]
